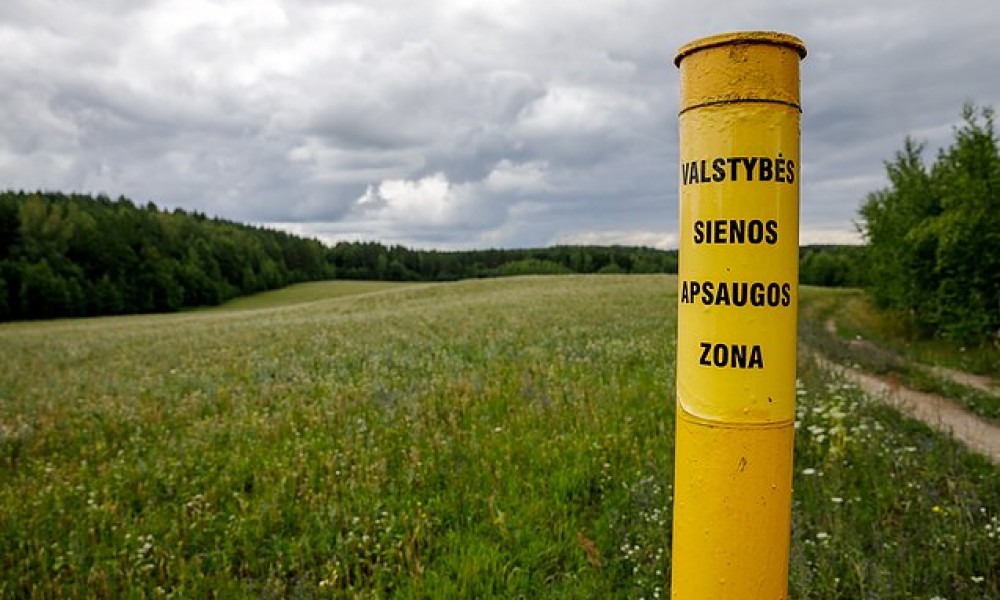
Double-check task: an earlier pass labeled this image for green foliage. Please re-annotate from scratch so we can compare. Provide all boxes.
[328,242,679,281]
[859,105,1000,343]
[492,259,573,276]
[0,191,334,320]
[799,246,865,288]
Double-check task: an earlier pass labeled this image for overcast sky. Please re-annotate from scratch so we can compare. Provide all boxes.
[2,0,998,249]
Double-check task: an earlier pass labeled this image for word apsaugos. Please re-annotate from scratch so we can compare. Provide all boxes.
[681,154,796,186]
[680,280,792,307]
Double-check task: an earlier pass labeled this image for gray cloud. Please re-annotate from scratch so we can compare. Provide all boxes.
[1,0,998,249]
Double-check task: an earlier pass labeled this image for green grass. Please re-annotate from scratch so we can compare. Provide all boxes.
[800,286,1000,422]
[1,276,997,598]
[790,354,998,599]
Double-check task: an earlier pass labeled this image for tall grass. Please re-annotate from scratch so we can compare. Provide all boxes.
[1,276,996,598]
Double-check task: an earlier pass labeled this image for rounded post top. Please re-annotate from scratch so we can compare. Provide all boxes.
[674,31,806,113]
[674,31,806,68]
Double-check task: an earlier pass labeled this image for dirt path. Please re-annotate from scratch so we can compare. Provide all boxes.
[824,319,1000,395]
[813,353,1000,464]
[926,365,1000,395]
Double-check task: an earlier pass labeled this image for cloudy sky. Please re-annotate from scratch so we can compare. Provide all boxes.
[2,0,998,249]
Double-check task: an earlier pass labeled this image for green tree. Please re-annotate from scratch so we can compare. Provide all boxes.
[19,259,69,318]
[0,277,8,319]
[858,105,1000,342]
[0,196,19,260]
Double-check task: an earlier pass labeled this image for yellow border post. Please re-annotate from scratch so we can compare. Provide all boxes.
[671,32,806,599]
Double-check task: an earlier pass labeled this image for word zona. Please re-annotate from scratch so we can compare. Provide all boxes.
[699,342,764,369]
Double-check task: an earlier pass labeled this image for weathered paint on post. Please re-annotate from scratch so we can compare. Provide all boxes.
[671,32,806,599]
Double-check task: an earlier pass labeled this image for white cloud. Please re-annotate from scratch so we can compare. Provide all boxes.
[800,227,863,246]
[351,172,501,230]
[485,160,548,193]
[518,86,620,134]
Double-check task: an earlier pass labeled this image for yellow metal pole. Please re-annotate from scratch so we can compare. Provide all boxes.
[671,32,806,599]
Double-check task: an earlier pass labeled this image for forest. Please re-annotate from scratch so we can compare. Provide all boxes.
[0,192,332,320]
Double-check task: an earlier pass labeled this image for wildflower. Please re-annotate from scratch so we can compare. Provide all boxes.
[801,468,816,476]
[815,532,829,540]
[831,497,843,504]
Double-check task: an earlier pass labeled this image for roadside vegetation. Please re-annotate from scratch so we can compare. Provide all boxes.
[1,276,996,598]
[857,104,1000,345]
[800,286,1000,423]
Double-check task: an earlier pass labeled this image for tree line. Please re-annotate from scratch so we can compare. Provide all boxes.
[799,245,866,288]
[0,192,683,321]
[0,192,332,320]
[0,190,865,322]
[858,105,999,344]
[327,241,861,286]
[328,241,679,281]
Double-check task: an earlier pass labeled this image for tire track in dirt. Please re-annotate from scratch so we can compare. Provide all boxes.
[926,364,1000,396]
[824,318,1000,395]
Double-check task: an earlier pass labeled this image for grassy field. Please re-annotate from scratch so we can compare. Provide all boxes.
[1,276,997,598]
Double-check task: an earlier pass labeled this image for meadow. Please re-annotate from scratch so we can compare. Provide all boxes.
[1,276,997,598]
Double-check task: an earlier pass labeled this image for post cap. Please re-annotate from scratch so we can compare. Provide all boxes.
[675,31,807,67]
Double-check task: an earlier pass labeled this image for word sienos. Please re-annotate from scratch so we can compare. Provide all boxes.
[693,219,778,245]
[681,154,795,186]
